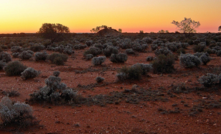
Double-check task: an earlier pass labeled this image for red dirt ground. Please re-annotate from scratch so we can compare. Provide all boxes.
[0,44,221,134]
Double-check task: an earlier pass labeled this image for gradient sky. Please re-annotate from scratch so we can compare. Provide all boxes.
[0,0,221,33]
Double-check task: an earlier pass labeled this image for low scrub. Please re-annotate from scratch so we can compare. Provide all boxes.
[35,51,48,61]
[92,56,106,66]
[4,61,27,76]
[48,53,68,65]
[152,54,175,73]
[110,53,128,63]
[179,53,201,68]
[198,73,220,87]
[117,63,152,81]
[21,67,40,80]
[0,52,12,63]
[0,97,39,129]
[84,47,102,56]
[29,73,82,104]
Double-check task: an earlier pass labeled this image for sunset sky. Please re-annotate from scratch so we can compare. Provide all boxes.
[0,0,221,33]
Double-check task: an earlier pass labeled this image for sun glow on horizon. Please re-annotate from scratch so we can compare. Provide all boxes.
[0,0,221,33]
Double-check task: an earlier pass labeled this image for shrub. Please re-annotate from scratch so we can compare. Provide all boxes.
[63,47,74,55]
[146,56,153,61]
[198,73,218,87]
[193,43,206,52]
[117,63,152,80]
[92,56,106,66]
[73,44,87,50]
[84,47,102,56]
[103,46,118,57]
[151,44,158,51]
[131,63,152,75]
[29,74,81,104]
[179,53,201,68]
[0,61,6,70]
[176,48,186,55]
[199,53,211,65]
[154,47,172,56]
[110,53,128,63]
[35,51,48,61]
[152,54,175,73]
[0,97,38,129]
[166,42,178,52]
[53,71,60,77]
[0,52,12,63]
[142,37,153,44]
[85,54,94,60]
[21,67,39,80]
[12,52,20,58]
[1,90,20,97]
[118,66,142,80]
[96,76,104,83]
[125,49,135,55]
[48,53,68,65]
[11,46,23,53]
[19,51,33,60]
[30,44,45,52]
[4,61,27,76]
[119,38,132,49]
[216,50,221,56]
[205,48,215,54]
[85,40,93,46]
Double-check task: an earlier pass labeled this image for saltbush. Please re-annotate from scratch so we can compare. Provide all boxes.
[35,51,48,61]
[0,97,38,129]
[0,52,12,63]
[110,53,128,63]
[92,56,106,65]
[152,54,175,73]
[21,67,39,80]
[96,76,105,83]
[48,53,68,65]
[198,73,219,87]
[4,61,27,76]
[84,47,102,56]
[103,46,118,57]
[179,54,201,68]
[19,50,33,60]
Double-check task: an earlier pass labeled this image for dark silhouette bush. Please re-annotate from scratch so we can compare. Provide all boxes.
[48,53,68,65]
[4,61,27,76]
[35,51,48,61]
[30,44,45,52]
[110,53,128,63]
[96,76,104,83]
[0,61,6,70]
[0,52,12,63]
[152,54,175,73]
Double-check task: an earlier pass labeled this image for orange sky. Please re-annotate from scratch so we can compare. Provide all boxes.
[0,0,221,33]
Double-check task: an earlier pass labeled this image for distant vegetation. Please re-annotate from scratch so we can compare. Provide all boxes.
[37,23,70,43]
[172,18,200,33]
[90,25,112,33]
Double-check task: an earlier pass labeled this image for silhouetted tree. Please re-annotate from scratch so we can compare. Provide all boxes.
[158,30,165,33]
[118,29,122,33]
[172,18,200,33]
[37,23,70,43]
[219,26,221,31]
